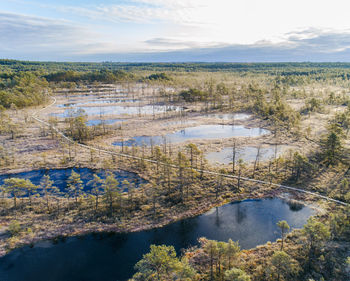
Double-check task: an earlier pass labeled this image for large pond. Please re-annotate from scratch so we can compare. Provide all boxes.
[206,145,291,165]
[52,105,182,118]
[113,125,270,146]
[0,198,315,281]
[0,168,146,192]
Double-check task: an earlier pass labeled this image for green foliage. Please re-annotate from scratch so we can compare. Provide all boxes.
[45,69,131,83]
[103,172,120,216]
[251,88,300,131]
[329,206,350,240]
[302,217,331,261]
[319,125,344,166]
[144,73,171,81]
[64,108,90,142]
[88,174,104,211]
[40,175,61,212]
[277,220,290,250]
[179,88,208,102]
[67,171,84,204]
[224,268,251,281]
[133,245,184,281]
[270,251,300,281]
[301,98,322,114]
[0,72,49,108]
[334,109,350,132]
[291,152,312,181]
[2,178,37,208]
[8,220,21,236]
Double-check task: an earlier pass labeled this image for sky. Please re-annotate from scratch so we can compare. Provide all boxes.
[2,0,350,62]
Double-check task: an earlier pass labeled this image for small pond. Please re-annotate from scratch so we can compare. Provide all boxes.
[0,168,146,192]
[206,145,291,165]
[113,125,270,146]
[52,105,182,118]
[0,198,315,281]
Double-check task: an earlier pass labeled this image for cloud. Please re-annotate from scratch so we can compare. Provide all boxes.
[0,12,85,54]
[55,0,207,26]
[144,37,221,49]
[286,28,350,53]
[73,29,350,62]
[1,13,350,62]
[0,12,122,60]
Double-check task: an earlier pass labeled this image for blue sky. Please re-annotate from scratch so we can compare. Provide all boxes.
[2,0,350,62]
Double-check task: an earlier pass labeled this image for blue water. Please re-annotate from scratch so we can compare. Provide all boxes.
[0,198,315,281]
[52,105,182,117]
[57,99,137,108]
[86,119,124,126]
[0,168,146,193]
[113,125,270,146]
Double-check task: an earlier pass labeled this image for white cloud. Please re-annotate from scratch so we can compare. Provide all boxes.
[0,12,127,59]
[3,1,350,61]
[47,0,350,46]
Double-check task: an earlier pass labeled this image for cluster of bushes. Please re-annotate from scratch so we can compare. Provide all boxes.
[143,72,171,81]
[251,89,300,131]
[45,69,132,83]
[179,88,208,102]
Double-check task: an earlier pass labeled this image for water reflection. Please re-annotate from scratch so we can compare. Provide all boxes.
[0,198,315,281]
[113,125,270,147]
[0,168,146,192]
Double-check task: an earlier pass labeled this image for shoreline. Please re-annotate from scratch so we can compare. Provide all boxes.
[0,188,323,259]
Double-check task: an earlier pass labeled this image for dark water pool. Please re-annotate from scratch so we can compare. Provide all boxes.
[0,168,146,192]
[0,198,315,281]
[113,125,270,146]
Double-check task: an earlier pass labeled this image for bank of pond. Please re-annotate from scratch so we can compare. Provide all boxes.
[0,198,316,281]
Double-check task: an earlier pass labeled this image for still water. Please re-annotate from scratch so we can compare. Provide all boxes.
[0,168,145,192]
[52,105,182,117]
[0,198,315,281]
[113,125,270,146]
[86,119,125,126]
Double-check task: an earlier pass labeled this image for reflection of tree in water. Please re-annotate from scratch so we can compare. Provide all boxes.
[177,219,199,248]
[235,204,247,224]
[107,233,129,251]
[149,218,199,251]
[215,207,221,227]
[287,200,304,212]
